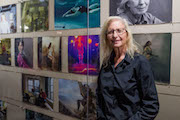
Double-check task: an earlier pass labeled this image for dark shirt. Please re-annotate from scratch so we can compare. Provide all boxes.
[96,52,159,120]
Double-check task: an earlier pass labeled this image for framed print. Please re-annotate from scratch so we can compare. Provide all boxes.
[133,33,171,83]
[22,74,54,110]
[68,35,100,75]
[0,4,16,34]
[38,37,61,71]
[59,79,96,119]
[110,0,172,25]
[21,0,49,32]
[55,0,100,30]
[15,38,33,68]
[0,38,11,65]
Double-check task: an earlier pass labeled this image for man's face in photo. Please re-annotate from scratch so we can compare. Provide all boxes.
[127,0,150,15]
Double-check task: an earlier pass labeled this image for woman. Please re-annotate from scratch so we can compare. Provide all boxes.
[17,39,30,68]
[96,16,159,120]
[116,0,163,25]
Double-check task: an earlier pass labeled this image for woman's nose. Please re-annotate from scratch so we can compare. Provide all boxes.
[139,0,145,5]
[112,31,119,37]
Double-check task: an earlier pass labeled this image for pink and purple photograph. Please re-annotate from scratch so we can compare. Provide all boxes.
[15,38,33,68]
[68,35,100,75]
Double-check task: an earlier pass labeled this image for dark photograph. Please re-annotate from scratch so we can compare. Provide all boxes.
[134,33,171,83]
[26,109,53,120]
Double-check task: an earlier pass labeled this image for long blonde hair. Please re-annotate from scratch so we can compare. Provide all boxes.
[100,16,140,67]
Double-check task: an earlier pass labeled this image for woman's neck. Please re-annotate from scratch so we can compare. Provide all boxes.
[113,46,126,68]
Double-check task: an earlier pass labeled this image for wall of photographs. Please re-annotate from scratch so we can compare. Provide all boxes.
[0,0,180,120]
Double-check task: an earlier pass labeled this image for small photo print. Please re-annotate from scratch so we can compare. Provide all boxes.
[21,0,49,32]
[59,79,96,119]
[26,109,53,120]
[110,0,172,25]
[15,38,33,68]
[68,35,100,75]
[0,4,16,34]
[38,37,61,71]
[0,38,11,65]
[22,74,54,111]
[54,0,100,30]
[0,100,7,120]
[133,33,171,83]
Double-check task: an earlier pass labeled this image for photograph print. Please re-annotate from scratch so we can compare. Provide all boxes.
[68,35,100,75]
[0,4,16,34]
[110,0,172,25]
[0,38,11,65]
[22,74,54,111]
[21,0,49,32]
[15,38,33,68]
[26,109,53,120]
[55,0,100,30]
[59,79,96,119]
[133,33,171,83]
[0,100,7,120]
[38,37,61,71]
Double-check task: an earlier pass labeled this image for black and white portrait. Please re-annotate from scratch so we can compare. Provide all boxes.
[110,0,172,25]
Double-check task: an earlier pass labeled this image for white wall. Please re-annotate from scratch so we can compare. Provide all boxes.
[0,0,180,120]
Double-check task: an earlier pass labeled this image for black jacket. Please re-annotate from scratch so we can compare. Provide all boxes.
[96,52,159,120]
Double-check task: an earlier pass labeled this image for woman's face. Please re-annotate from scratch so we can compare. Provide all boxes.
[127,0,150,15]
[106,20,128,48]
[18,42,24,53]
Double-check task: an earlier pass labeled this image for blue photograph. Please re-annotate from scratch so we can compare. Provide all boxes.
[55,0,100,30]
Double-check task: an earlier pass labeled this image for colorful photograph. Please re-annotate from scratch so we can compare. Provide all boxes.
[133,33,171,83]
[0,100,7,120]
[110,0,172,25]
[15,38,33,68]
[26,109,53,120]
[0,4,16,34]
[55,0,100,30]
[68,35,100,75]
[38,37,61,71]
[21,0,49,32]
[59,79,96,119]
[22,74,54,111]
[0,38,11,65]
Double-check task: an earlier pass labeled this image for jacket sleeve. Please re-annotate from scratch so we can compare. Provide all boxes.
[129,57,159,120]
[96,69,106,120]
